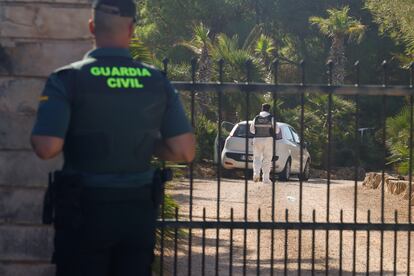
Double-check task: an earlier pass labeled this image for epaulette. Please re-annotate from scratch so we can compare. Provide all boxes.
[54,64,74,74]
[138,61,160,71]
[54,58,95,73]
[70,58,95,69]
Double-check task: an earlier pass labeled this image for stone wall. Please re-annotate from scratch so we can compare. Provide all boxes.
[0,0,92,275]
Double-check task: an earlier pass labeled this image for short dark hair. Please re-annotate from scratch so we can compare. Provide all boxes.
[93,10,133,37]
[262,103,271,112]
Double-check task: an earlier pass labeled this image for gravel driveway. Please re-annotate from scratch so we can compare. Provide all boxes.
[160,177,414,275]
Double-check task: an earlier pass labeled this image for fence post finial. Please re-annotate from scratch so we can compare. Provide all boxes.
[245,59,252,83]
[382,60,388,87]
[273,59,279,84]
[162,58,169,75]
[218,59,224,83]
[354,60,360,87]
[327,60,333,85]
[191,58,197,83]
[299,60,306,85]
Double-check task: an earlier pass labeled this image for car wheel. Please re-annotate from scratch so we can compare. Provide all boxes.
[299,160,310,181]
[279,159,291,181]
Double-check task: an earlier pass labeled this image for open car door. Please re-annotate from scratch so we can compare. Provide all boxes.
[213,121,235,164]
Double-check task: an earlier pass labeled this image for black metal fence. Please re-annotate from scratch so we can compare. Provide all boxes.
[156,59,414,275]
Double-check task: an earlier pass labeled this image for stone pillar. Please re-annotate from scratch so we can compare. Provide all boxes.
[0,1,92,275]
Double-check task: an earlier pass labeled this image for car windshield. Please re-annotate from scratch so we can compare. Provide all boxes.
[233,124,255,138]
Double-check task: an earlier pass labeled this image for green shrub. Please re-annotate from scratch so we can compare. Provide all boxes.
[194,115,218,161]
[386,105,413,174]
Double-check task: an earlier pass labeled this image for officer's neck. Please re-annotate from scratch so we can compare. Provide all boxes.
[94,38,130,49]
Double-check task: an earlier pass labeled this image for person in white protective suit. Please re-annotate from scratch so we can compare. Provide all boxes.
[249,103,277,184]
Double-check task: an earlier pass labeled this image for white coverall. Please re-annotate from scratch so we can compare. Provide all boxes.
[250,111,275,184]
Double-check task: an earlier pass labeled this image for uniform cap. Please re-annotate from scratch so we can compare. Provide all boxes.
[93,0,136,19]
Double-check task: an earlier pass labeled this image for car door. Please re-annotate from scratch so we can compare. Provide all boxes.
[289,127,302,173]
[280,126,297,171]
[214,121,234,164]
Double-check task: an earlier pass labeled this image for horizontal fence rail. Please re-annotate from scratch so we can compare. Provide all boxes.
[172,82,414,96]
[157,220,414,232]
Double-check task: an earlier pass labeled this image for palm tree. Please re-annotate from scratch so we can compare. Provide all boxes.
[177,23,214,116]
[177,23,213,82]
[253,34,277,82]
[211,33,264,121]
[309,6,366,84]
[213,33,259,81]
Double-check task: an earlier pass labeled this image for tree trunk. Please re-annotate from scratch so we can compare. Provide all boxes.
[327,35,347,168]
[329,35,346,85]
[197,45,213,116]
[198,45,212,82]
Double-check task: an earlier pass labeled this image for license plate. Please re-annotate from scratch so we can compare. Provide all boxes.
[241,155,253,161]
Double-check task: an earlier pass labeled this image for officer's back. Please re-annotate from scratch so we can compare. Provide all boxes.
[31,0,195,275]
[63,49,170,173]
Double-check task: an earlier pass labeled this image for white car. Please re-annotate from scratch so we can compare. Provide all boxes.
[217,121,311,181]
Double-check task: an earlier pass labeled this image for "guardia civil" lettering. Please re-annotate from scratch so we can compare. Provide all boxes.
[90,66,152,89]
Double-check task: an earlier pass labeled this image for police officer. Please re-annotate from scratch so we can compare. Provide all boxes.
[31,0,195,275]
[249,103,276,184]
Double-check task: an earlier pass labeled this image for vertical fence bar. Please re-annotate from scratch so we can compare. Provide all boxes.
[270,59,279,276]
[312,210,316,276]
[380,60,388,276]
[353,60,360,276]
[339,210,343,276]
[230,208,234,276]
[408,63,414,276]
[326,60,334,276]
[243,60,252,276]
[174,207,179,276]
[257,209,261,276]
[299,60,306,223]
[394,211,398,276]
[188,57,197,276]
[367,210,371,276]
[215,59,224,276]
[202,208,206,276]
[284,209,289,276]
[298,60,305,276]
[159,57,169,276]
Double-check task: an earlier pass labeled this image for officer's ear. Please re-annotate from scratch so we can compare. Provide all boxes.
[127,20,134,39]
[89,18,96,36]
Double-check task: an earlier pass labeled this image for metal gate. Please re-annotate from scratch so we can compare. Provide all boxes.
[156,59,414,275]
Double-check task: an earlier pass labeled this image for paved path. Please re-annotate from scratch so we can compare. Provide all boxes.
[160,177,414,275]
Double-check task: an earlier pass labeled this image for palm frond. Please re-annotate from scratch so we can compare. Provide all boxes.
[310,6,366,44]
[175,41,203,55]
[347,23,367,43]
[243,24,265,51]
[174,22,213,56]
[129,37,154,64]
[193,22,211,44]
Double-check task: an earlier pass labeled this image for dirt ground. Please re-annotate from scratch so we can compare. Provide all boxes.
[159,177,414,275]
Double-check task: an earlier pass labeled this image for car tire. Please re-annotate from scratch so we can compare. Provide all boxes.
[299,160,310,181]
[279,159,291,181]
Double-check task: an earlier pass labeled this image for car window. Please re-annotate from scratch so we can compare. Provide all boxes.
[233,124,254,138]
[283,126,294,141]
[290,128,300,143]
[221,121,234,137]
